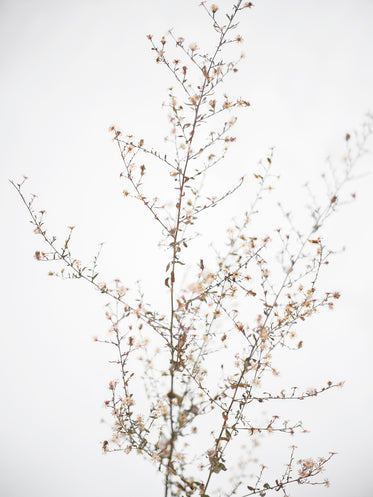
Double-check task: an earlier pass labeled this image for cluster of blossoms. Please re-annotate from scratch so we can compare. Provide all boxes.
[11,1,373,496]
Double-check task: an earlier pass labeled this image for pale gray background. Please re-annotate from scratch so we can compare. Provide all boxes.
[1,0,373,496]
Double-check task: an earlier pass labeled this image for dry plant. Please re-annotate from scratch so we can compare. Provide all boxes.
[11,1,373,496]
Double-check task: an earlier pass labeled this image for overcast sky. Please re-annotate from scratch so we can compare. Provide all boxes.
[1,1,373,496]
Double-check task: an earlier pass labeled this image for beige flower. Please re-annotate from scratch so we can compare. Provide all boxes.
[188,282,204,293]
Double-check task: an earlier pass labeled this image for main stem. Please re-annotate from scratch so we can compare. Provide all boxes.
[164,95,205,497]
[164,5,244,495]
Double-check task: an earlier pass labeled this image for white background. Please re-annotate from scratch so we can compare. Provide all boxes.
[1,0,373,496]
